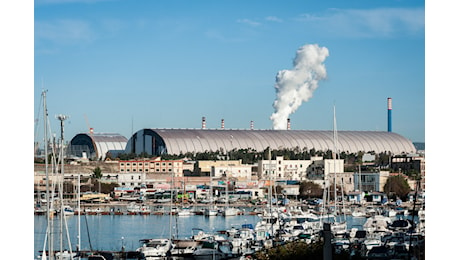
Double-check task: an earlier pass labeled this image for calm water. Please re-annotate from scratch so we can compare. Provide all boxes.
[34,206,372,259]
[34,208,261,258]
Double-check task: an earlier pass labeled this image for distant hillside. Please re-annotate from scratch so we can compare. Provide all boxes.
[413,142,425,150]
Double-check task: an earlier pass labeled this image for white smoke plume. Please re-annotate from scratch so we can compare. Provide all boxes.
[270,43,329,130]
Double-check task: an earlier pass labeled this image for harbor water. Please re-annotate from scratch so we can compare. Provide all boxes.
[34,206,375,259]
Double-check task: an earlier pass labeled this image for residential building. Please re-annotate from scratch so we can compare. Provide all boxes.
[118,158,184,178]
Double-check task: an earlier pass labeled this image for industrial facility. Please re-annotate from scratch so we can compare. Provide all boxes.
[67,132,128,160]
[124,127,415,156]
[64,97,417,159]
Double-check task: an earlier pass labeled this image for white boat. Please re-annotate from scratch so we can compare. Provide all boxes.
[192,240,227,260]
[54,250,78,260]
[171,239,200,257]
[60,205,75,216]
[136,238,173,258]
[363,215,392,233]
[204,207,218,216]
[177,206,193,216]
[126,203,150,214]
[223,207,240,216]
[351,209,366,218]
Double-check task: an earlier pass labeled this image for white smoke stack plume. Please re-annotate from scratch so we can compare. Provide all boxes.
[270,43,329,130]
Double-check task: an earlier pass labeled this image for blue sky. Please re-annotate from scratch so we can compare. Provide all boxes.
[33,0,425,143]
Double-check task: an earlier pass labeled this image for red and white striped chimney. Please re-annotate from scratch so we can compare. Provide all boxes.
[250,120,254,130]
[202,117,206,129]
[221,119,225,129]
[287,118,291,130]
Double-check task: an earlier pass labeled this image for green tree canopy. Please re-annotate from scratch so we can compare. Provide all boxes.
[92,166,102,179]
[384,175,411,200]
[299,181,323,199]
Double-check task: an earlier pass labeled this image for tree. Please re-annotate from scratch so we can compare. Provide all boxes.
[92,166,102,193]
[384,175,411,200]
[299,181,323,199]
[92,166,103,179]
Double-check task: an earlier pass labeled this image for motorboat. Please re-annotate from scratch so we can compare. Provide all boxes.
[136,238,173,258]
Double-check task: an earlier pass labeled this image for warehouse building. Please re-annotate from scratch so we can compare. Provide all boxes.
[125,128,416,156]
[67,132,128,161]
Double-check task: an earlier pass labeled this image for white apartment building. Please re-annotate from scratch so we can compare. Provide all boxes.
[257,156,345,182]
[211,164,253,180]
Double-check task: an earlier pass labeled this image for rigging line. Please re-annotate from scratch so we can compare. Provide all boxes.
[35,93,43,143]
[84,213,94,252]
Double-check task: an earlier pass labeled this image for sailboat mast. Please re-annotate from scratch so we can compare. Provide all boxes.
[333,105,338,216]
[41,90,53,259]
[77,174,81,253]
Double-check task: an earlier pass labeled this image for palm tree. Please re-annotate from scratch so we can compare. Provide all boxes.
[92,166,102,193]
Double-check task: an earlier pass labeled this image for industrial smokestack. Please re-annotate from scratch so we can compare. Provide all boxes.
[221,119,225,129]
[287,118,291,130]
[202,117,206,129]
[250,120,254,130]
[387,98,392,132]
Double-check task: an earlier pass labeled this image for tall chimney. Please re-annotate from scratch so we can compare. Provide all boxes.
[221,119,225,129]
[202,117,206,129]
[287,118,291,130]
[250,120,254,130]
[387,98,392,132]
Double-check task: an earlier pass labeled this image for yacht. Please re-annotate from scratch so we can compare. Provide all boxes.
[136,238,173,258]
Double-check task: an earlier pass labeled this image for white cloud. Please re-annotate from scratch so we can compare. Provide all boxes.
[35,19,94,44]
[236,18,261,27]
[297,7,424,38]
[265,16,283,23]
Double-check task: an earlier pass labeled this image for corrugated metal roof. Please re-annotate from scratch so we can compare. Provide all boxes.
[69,133,128,160]
[126,129,415,155]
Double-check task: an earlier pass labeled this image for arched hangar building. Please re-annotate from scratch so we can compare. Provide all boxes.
[125,129,416,156]
[68,133,128,160]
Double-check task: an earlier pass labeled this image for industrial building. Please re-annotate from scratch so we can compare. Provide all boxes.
[125,128,416,156]
[67,133,128,161]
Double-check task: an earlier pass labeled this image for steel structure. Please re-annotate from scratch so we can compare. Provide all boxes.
[68,133,128,160]
[126,128,416,156]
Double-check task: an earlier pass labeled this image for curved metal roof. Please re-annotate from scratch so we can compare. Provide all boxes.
[126,129,415,155]
[69,133,128,160]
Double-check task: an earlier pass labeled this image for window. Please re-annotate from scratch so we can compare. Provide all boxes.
[131,176,134,180]
[121,169,124,172]
[127,163,130,166]
[133,163,136,166]
[127,169,130,172]
[121,163,124,166]
[145,169,149,172]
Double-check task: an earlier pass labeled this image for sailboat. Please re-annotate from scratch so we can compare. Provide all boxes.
[38,90,77,259]
[222,170,240,217]
[204,172,218,217]
[136,163,175,257]
[327,105,348,236]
